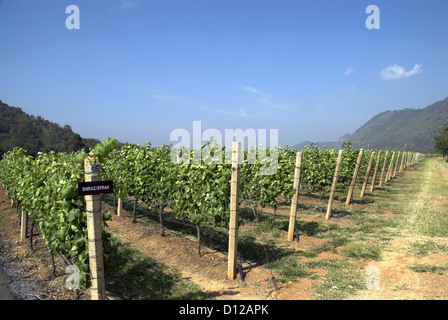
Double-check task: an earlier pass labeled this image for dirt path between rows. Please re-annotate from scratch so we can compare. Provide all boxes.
[0,191,76,300]
[353,159,448,299]
[352,234,448,299]
[105,210,275,300]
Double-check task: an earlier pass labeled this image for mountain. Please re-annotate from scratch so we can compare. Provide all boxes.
[348,97,448,152]
[292,134,351,150]
[0,100,100,158]
[292,97,448,153]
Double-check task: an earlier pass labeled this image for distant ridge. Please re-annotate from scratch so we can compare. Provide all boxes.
[292,97,448,153]
[0,100,100,158]
[348,97,448,152]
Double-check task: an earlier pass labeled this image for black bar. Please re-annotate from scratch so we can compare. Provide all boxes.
[78,180,113,196]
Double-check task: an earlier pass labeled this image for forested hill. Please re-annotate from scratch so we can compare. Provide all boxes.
[348,97,448,153]
[0,100,100,158]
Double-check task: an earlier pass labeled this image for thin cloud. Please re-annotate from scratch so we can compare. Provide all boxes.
[380,64,423,80]
[239,85,272,98]
[344,67,355,75]
[239,84,293,110]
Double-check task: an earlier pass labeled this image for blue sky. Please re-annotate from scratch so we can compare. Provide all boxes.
[1,0,447,148]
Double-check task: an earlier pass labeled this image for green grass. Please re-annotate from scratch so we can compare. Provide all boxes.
[393,283,411,291]
[400,160,448,237]
[267,254,318,283]
[312,223,386,253]
[253,219,281,237]
[341,243,382,260]
[344,211,385,224]
[314,259,365,300]
[408,240,448,257]
[265,248,370,299]
[409,263,448,275]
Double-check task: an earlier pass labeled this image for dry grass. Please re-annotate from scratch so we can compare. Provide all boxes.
[400,159,448,237]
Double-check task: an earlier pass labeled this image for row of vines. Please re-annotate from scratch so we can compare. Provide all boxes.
[102,142,419,230]
[0,138,422,292]
[0,138,118,290]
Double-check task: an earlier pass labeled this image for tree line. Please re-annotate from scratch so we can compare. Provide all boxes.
[0,100,99,159]
[434,121,448,161]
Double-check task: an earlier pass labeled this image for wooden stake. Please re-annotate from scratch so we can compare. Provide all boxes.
[402,152,407,171]
[379,151,389,187]
[228,142,241,280]
[326,150,344,220]
[288,152,303,242]
[20,207,28,242]
[117,188,122,217]
[385,152,395,183]
[84,157,106,300]
[360,151,375,198]
[369,150,382,192]
[393,151,401,177]
[345,148,364,205]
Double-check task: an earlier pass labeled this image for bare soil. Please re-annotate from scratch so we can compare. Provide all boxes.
[352,234,448,300]
[0,192,87,300]
[105,211,274,300]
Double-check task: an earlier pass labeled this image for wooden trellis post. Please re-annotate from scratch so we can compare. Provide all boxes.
[369,150,382,192]
[393,151,401,177]
[20,207,28,242]
[346,148,364,205]
[84,156,106,300]
[288,152,303,242]
[404,152,409,169]
[228,142,241,280]
[401,152,406,171]
[326,150,344,220]
[385,152,395,183]
[117,188,122,217]
[379,151,389,187]
[360,151,375,198]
